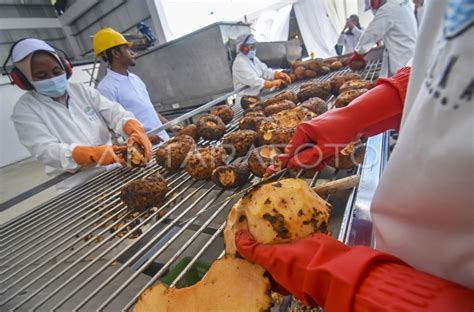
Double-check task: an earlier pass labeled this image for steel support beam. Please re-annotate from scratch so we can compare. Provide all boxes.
[145,0,172,43]
[0,17,60,30]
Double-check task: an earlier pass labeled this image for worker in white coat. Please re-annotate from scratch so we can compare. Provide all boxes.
[236,0,474,310]
[336,14,364,54]
[349,0,417,77]
[93,28,169,142]
[232,33,292,105]
[6,38,152,190]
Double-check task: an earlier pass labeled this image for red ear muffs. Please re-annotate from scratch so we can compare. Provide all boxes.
[10,67,33,90]
[60,55,73,79]
[371,0,381,9]
[239,34,252,55]
[2,38,73,90]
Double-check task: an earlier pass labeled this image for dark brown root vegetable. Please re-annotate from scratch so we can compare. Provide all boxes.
[335,88,369,108]
[212,162,250,188]
[155,135,196,170]
[248,145,281,178]
[196,114,226,141]
[323,57,338,65]
[240,95,261,110]
[211,105,234,124]
[327,142,366,169]
[243,110,265,118]
[263,100,296,116]
[307,59,323,71]
[124,144,146,167]
[300,97,328,115]
[339,80,375,93]
[258,127,295,146]
[120,174,168,211]
[297,81,332,102]
[317,66,330,75]
[259,90,298,108]
[239,116,265,131]
[349,59,367,71]
[222,130,258,157]
[329,73,362,95]
[175,124,198,141]
[304,70,317,78]
[294,66,306,80]
[185,147,227,180]
[329,61,343,71]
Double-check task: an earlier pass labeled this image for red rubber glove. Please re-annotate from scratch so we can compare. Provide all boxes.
[72,145,127,166]
[235,230,474,311]
[124,119,152,162]
[349,51,366,64]
[283,66,410,170]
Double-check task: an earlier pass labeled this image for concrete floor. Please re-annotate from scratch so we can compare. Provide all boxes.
[0,158,59,225]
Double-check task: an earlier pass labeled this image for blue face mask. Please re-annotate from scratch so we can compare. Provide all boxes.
[247,50,257,59]
[31,73,68,98]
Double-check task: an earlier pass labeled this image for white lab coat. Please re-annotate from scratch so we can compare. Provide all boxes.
[232,53,276,105]
[11,83,135,190]
[336,27,364,54]
[356,0,417,77]
[371,0,473,288]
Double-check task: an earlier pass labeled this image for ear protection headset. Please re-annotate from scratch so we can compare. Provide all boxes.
[370,0,381,10]
[2,38,73,90]
[239,34,252,55]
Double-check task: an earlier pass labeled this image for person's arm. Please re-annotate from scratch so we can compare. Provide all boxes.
[12,104,81,171]
[355,10,392,54]
[351,26,363,37]
[89,87,152,161]
[233,58,266,90]
[235,231,474,311]
[12,100,126,169]
[233,58,284,90]
[89,87,135,138]
[255,58,276,81]
[157,112,169,124]
[282,67,410,170]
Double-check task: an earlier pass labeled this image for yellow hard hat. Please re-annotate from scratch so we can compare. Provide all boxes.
[93,27,132,56]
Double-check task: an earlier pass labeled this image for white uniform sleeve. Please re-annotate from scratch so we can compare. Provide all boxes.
[355,10,392,54]
[89,87,136,137]
[255,58,276,81]
[233,61,266,89]
[12,104,79,171]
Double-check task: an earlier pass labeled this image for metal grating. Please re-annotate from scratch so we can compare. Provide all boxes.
[0,57,382,311]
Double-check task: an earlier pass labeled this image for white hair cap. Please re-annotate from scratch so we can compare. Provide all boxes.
[235,33,257,51]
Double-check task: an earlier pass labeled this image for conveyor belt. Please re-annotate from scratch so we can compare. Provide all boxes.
[0,55,382,311]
